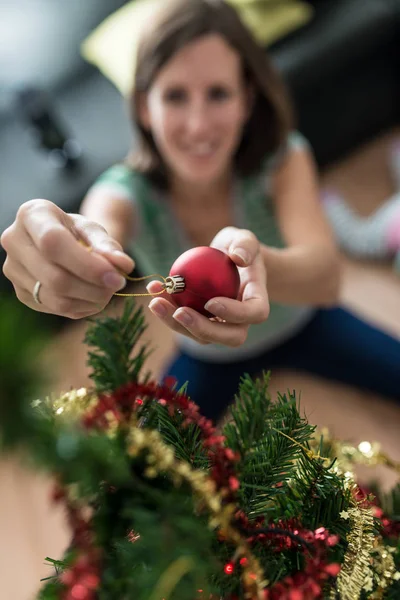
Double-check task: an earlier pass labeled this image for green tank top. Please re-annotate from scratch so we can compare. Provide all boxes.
[91,131,314,361]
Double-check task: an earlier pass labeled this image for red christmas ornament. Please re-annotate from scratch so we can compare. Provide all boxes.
[165,247,240,316]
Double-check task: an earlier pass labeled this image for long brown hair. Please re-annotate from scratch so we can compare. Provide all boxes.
[127,0,294,187]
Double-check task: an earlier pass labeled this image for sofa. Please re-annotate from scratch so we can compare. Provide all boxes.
[0,0,399,296]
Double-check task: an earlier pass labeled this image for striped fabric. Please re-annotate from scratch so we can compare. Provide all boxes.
[322,138,400,261]
[322,191,400,259]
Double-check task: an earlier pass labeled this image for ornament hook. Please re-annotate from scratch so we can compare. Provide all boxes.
[164,275,186,294]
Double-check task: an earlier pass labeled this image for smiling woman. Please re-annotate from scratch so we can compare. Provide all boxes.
[128,0,292,187]
[137,35,250,188]
[2,0,400,421]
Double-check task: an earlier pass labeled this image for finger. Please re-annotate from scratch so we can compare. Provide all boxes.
[172,307,249,346]
[148,297,201,342]
[21,287,103,319]
[148,296,206,342]
[204,293,269,324]
[70,214,135,275]
[6,225,123,302]
[211,227,260,267]
[20,202,127,290]
[148,297,249,347]
[206,257,269,324]
[2,257,50,315]
[12,236,118,305]
[146,280,178,308]
[11,274,103,319]
[22,291,102,319]
[4,258,107,317]
[147,280,166,295]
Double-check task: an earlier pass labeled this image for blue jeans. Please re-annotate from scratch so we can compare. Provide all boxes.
[162,307,400,421]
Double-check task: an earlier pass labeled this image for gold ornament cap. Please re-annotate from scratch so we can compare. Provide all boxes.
[164,275,185,294]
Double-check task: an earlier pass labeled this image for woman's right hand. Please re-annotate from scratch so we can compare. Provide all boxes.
[1,199,135,319]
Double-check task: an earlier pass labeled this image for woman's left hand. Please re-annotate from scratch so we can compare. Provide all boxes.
[147,227,269,346]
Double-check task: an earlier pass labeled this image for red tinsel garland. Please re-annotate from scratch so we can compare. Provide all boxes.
[49,379,344,600]
[52,379,240,600]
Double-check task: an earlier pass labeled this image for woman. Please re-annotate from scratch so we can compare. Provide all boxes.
[2,0,399,419]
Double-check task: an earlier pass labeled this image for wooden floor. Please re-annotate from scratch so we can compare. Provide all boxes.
[1,128,400,599]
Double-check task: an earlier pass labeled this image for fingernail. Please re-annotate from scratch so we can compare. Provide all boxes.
[149,300,167,318]
[103,272,126,290]
[113,250,131,259]
[204,300,226,315]
[232,247,250,265]
[146,282,162,293]
[173,309,193,327]
[96,244,125,256]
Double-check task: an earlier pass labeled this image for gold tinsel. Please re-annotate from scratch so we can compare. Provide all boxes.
[368,544,397,599]
[47,393,400,599]
[127,427,267,599]
[334,504,375,600]
[318,429,400,599]
[33,387,97,419]
[47,389,267,597]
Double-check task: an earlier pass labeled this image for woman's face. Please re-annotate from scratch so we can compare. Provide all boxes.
[139,34,251,187]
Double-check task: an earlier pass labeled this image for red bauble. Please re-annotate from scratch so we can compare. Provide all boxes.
[166,247,240,316]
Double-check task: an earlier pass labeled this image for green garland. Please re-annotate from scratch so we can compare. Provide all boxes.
[1,299,399,600]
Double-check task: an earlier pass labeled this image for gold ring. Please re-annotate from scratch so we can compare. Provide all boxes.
[33,280,42,304]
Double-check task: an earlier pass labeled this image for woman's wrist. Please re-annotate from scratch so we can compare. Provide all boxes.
[261,244,341,306]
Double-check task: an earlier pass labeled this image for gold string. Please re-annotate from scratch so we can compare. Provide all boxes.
[77,238,167,298]
[114,272,168,298]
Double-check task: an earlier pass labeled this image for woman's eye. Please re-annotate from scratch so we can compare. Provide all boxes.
[164,88,187,103]
[209,86,231,101]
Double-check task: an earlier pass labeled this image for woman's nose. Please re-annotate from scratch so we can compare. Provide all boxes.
[185,100,211,136]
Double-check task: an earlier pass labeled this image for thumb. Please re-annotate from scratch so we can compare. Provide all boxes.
[70,214,135,275]
[226,232,260,267]
[211,227,260,267]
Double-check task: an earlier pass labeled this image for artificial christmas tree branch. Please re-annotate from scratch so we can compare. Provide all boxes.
[0,299,399,599]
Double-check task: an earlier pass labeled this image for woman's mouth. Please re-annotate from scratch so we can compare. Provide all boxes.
[184,142,218,158]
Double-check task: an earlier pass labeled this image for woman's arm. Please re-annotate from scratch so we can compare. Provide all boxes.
[262,145,341,306]
[80,188,136,250]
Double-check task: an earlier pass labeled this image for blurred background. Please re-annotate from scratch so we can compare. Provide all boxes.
[0,1,399,597]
